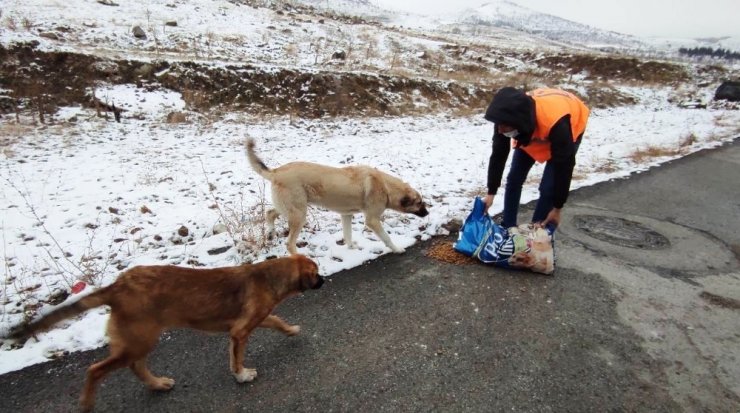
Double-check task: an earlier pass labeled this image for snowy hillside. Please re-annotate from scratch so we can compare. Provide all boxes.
[455,1,646,50]
[0,0,566,77]
[296,0,385,17]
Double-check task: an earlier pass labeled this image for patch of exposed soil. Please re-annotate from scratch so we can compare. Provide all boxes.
[0,42,490,119]
[539,54,689,84]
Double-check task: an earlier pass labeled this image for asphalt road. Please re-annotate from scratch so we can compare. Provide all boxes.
[1,139,738,413]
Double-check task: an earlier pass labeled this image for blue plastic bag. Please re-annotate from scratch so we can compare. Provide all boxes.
[453,197,556,274]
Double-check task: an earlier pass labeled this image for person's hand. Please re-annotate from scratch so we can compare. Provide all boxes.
[483,194,494,215]
[541,208,562,228]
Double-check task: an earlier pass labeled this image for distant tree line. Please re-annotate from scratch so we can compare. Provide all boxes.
[678,47,740,60]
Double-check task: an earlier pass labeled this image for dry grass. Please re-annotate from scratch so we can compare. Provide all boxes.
[222,34,246,44]
[571,171,588,181]
[428,55,492,83]
[713,113,740,132]
[180,88,210,109]
[385,67,417,79]
[592,159,619,174]
[0,123,36,156]
[165,111,189,124]
[497,71,542,92]
[461,186,488,199]
[493,70,567,93]
[582,82,637,108]
[0,121,78,155]
[678,132,698,149]
[629,146,679,163]
[284,43,299,59]
[451,105,484,117]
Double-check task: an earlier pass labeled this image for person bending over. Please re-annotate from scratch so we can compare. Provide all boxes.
[483,87,589,229]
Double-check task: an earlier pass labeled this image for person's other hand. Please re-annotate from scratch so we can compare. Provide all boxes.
[541,208,562,228]
[483,194,494,215]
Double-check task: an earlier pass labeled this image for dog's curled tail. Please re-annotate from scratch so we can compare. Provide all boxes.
[245,138,274,181]
[7,286,113,340]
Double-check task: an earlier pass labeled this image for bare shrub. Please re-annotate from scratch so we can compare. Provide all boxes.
[21,16,32,30]
[5,16,17,31]
[343,32,355,64]
[199,158,270,257]
[2,257,41,325]
[358,31,378,61]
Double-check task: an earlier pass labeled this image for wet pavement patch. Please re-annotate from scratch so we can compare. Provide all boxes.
[557,206,738,275]
[574,215,670,250]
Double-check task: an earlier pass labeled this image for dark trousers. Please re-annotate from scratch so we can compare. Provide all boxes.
[502,139,581,228]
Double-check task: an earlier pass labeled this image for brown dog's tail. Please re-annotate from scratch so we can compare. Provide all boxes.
[7,286,113,340]
[245,138,274,181]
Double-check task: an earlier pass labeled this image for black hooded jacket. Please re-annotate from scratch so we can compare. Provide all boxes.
[485,87,580,209]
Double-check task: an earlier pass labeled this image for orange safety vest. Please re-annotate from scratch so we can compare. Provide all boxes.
[515,89,590,163]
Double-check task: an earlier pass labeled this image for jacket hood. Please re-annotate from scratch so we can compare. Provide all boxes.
[484,87,536,145]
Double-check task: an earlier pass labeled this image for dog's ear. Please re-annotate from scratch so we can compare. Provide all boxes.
[296,256,320,291]
[299,271,314,291]
[400,195,413,208]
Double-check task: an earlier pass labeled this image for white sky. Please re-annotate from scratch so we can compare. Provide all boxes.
[372,0,740,39]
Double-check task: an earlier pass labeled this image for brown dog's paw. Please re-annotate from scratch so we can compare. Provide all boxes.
[234,368,258,383]
[286,325,301,336]
[150,376,175,391]
[79,396,95,413]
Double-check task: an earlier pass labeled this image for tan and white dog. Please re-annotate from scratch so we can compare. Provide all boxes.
[245,139,428,254]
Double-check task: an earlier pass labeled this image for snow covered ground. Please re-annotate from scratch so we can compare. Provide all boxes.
[0,83,738,374]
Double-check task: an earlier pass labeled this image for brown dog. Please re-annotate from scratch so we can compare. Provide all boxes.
[7,255,324,411]
[245,138,429,255]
